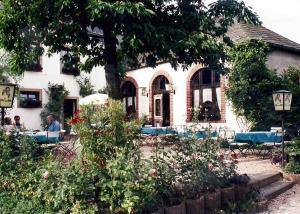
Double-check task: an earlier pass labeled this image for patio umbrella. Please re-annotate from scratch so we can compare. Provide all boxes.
[79,93,108,106]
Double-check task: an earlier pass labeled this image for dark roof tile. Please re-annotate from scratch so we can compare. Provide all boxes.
[227,23,300,53]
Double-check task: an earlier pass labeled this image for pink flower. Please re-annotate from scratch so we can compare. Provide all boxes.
[148,169,157,177]
[219,154,225,160]
[43,171,50,180]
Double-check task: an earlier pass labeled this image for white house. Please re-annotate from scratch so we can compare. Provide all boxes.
[10,52,106,130]
[123,23,300,131]
[10,23,300,132]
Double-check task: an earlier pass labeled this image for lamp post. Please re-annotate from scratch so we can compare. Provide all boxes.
[272,90,292,167]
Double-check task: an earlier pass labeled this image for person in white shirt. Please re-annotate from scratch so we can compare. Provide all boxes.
[3,117,14,133]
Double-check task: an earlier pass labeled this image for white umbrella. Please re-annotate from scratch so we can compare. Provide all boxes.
[79,93,108,106]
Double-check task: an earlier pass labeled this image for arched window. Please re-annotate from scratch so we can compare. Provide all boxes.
[121,81,136,115]
[191,69,221,121]
[153,75,169,93]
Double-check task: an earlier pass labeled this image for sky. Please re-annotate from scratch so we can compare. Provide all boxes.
[207,0,300,44]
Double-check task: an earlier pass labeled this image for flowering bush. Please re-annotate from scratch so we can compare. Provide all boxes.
[150,129,237,206]
[0,129,97,213]
[1,100,156,213]
[1,100,239,213]
[70,100,156,213]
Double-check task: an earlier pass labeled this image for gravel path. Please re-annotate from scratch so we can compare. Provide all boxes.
[236,157,300,214]
[262,184,300,214]
[236,157,283,175]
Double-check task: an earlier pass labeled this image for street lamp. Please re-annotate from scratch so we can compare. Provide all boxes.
[272,90,292,167]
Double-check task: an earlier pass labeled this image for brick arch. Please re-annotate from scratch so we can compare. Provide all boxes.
[121,76,139,117]
[186,65,226,122]
[149,70,174,126]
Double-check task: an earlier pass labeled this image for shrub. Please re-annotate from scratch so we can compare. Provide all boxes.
[71,100,156,213]
[150,128,237,206]
[76,76,95,97]
[285,139,300,174]
[227,39,300,133]
[0,129,97,213]
[285,162,300,174]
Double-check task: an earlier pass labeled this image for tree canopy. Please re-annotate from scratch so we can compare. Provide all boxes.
[0,0,259,98]
[226,39,300,136]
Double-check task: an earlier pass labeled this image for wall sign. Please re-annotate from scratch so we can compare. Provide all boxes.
[0,84,16,108]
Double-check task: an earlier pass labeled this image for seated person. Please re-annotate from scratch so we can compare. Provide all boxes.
[46,114,61,132]
[3,117,14,133]
[13,115,25,130]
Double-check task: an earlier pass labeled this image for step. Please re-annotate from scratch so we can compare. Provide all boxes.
[260,180,294,200]
[248,172,283,189]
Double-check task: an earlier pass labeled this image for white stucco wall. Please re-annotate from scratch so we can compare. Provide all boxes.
[9,52,106,130]
[127,63,189,126]
[10,47,300,132]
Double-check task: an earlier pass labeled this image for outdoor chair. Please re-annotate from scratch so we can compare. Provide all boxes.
[228,130,253,156]
[52,137,80,163]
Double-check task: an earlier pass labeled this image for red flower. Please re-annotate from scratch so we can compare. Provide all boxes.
[230,152,238,159]
[69,115,84,125]
[219,154,225,160]
[74,110,80,116]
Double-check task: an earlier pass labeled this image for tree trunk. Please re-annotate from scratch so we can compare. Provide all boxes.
[103,26,122,100]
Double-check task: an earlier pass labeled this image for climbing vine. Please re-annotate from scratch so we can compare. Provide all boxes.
[226,39,300,136]
[40,83,69,129]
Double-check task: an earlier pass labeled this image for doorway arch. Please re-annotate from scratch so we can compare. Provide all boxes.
[149,71,173,127]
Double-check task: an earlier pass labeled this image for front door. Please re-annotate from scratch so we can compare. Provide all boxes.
[154,94,163,127]
[153,93,170,127]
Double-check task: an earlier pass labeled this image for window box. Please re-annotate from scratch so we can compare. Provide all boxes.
[19,99,42,108]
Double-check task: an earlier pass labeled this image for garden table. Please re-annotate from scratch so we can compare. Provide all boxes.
[178,130,218,139]
[235,131,281,145]
[23,131,60,143]
[141,127,177,135]
[230,131,282,157]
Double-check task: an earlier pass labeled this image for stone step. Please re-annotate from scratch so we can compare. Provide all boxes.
[248,172,283,189]
[260,180,294,200]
